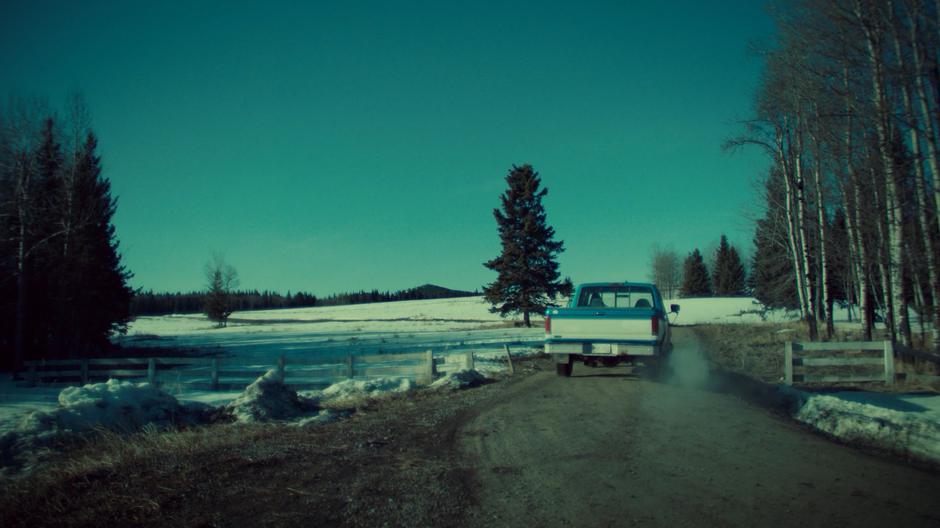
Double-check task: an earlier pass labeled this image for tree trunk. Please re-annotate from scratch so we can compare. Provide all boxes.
[793,118,818,341]
[857,0,904,344]
[853,180,874,341]
[523,311,531,328]
[778,131,811,333]
[916,6,940,232]
[14,233,27,375]
[871,169,894,338]
[893,25,940,351]
[810,110,833,338]
[841,68,872,340]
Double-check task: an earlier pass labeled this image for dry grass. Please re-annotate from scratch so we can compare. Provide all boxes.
[0,358,551,528]
[692,323,940,392]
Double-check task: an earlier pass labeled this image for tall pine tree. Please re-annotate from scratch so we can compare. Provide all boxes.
[55,132,134,353]
[680,249,712,297]
[483,164,572,327]
[1,108,133,367]
[712,235,747,296]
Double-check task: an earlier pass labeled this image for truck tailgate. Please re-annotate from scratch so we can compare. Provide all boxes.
[548,308,655,342]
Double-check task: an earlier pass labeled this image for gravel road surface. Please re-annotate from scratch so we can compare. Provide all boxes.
[461,329,940,527]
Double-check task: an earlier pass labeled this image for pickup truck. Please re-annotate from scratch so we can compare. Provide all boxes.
[545,282,679,377]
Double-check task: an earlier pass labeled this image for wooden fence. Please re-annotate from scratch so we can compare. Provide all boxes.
[22,348,494,391]
[784,341,895,386]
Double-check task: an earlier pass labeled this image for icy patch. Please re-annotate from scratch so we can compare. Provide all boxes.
[224,370,319,423]
[789,390,940,464]
[430,369,488,391]
[315,377,414,402]
[0,380,209,475]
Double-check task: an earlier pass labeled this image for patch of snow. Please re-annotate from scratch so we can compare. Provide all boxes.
[313,377,414,402]
[11,379,206,437]
[429,369,488,391]
[782,388,940,465]
[1,379,210,475]
[224,370,319,423]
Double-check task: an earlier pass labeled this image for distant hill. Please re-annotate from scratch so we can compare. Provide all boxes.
[317,284,478,307]
[410,284,477,298]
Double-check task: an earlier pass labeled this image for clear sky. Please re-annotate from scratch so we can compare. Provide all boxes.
[1,0,773,295]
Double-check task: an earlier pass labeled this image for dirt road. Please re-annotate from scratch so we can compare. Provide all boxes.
[461,328,940,527]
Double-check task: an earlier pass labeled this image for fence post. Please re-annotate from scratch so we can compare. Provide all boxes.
[80,359,89,385]
[147,358,156,384]
[466,350,475,371]
[211,358,219,390]
[277,355,286,382]
[425,349,435,384]
[504,345,515,376]
[784,342,793,386]
[883,340,895,385]
[347,352,354,379]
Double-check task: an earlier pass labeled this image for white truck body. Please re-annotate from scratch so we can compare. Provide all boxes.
[545,282,677,376]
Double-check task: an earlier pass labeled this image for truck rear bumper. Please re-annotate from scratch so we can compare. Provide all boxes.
[546,341,658,358]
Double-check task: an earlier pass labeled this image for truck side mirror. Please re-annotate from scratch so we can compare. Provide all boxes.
[670,304,680,314]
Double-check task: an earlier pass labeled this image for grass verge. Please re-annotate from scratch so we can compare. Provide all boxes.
[0,358,549,528]
[691,323,940,393]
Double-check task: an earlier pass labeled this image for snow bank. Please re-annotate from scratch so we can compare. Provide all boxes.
[7,379,206,438]
[0,380,210,475]
[314,377,414,402]
[224,370,320,423]
[429,369,488,391]
[784,389,940,465]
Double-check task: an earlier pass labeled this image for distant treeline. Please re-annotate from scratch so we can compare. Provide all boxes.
[131,284,477,316]
[131,290,317,316]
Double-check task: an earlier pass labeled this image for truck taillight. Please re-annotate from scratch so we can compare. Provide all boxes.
[651,315,659,335]
[545,315,551,334]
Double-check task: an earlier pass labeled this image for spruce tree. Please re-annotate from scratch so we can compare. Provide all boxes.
[712,235,747,296]
[483,164,572,327]
[204,255,238,327]
[2,116,135,362]
[750,177,799,309]
[63,132,134,350]
[680,249,712,297]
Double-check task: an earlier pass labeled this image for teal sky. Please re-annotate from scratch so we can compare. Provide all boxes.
[1,1,772,295]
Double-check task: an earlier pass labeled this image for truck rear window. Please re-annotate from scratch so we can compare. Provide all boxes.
[576,286,655,309]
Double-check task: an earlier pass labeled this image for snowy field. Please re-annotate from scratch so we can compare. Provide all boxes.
[119,296,545,358]
[116,295,811,357]
[3,295,939,469]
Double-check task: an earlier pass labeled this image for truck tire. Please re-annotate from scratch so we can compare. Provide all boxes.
[556,359,573,377]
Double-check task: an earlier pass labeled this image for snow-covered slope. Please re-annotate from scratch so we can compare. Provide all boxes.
[126,296,516,337]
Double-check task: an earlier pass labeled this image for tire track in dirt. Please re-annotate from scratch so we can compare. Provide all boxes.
[459,328,940,527]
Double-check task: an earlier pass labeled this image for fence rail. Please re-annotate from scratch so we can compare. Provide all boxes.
[22,347,516,391]
[784,340,894,386]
